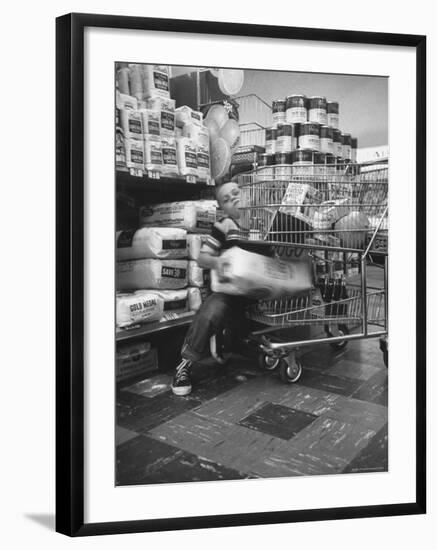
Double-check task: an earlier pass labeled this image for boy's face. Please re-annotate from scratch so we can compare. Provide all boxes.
[217,182,241,219]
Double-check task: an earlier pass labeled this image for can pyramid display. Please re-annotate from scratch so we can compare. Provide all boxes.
[267,95,357,164]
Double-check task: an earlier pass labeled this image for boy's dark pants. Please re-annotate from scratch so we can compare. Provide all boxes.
[181,292,250,363]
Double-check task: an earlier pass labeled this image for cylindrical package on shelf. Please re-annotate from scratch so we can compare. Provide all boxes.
[176,137,198,177]
[146,96,175,137]
[119,109,144,140]
[210,247,313,299]
[125,139,145,170]
[161,137,179,176]
[187,287,202,312]
[140,65,171,99]
[188,260,210,287]
[116,92,138,110]
[116,227,187,260]
[128,64,144,100]
[139,201,217,233]
[116,345,158,382]
[143,136,162,172]
[149,289,189,316]
[117,259,188,290]
[140,109,160,138]
[115,129,126,168]
[186,234,209,260]
[116,291,164,328]
[116,68,130,95]
[175,106,203,128]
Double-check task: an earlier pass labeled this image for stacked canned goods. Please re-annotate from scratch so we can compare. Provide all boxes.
[266,95,358,171]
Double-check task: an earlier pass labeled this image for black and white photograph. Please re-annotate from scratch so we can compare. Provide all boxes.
[115,63,389,486]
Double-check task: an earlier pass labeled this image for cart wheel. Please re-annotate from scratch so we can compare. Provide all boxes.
[325,324,349,350]
[279,357,303,384]
[379,337,388,368]
[258,353,280,371]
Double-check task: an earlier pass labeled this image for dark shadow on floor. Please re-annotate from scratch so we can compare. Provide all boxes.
[25,513,55,531]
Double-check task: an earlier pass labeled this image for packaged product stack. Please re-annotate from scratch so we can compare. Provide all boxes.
[138,200,218,312]
[115,201,217,330]
[115,63,211,180]
[266,95,358,169]
[116,342,159,382]
[186,234,212,310]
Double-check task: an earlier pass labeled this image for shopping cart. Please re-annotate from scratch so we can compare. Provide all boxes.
[230,162,388,383]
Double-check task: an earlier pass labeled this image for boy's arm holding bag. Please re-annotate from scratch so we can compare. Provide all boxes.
[211,247,313,300]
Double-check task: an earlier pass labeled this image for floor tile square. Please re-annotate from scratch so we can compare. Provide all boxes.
[351,369,388,406]
[116,434,183,485]
[149,411,281,475]
[343,423,388,474]
[117,391,202,433]
[289,415,377,470]
[116,433,250,485]
[115,426,138,446]
[238,402,317,440]
[299,370,364,397]
[326,359,381,381]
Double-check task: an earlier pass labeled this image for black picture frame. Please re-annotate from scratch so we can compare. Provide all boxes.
[56,12,426,537]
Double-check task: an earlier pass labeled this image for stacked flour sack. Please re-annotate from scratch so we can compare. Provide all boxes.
[116,200,217,330]
[115,63,211,182]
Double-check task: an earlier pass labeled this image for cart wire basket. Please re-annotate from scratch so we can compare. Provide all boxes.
[235,163,388,252]
[234,162,389,381]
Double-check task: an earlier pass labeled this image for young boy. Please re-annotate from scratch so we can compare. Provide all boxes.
[171,181,248,396]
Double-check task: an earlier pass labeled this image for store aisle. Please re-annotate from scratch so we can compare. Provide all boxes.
[116,337,387,485]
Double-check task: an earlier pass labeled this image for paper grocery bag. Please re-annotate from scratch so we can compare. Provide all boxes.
[211,246,313,300]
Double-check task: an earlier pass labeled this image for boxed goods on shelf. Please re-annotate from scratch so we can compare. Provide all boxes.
[187,287,201,311]
[143,136,163,171]
[115,129,126,168]
[139,200,217,233]
[140,108,161,137]
[152,289,190,317]
[161,137,179,176]
[186,234,209,260]
[116,344,158,382]
[116,67,130,95]
[116,291,164,328]
[116,91,138,111]
[128,64,144,101]
[146,96,175,137]
[175,105,203,128]
[182,124,211,180]
[188,261,210,287]
[125,138,145,170]
[116,227,188,260]
[119,109,143,140]
[140,65,171,99]
[117,259,188,290]
[176,137,198,177]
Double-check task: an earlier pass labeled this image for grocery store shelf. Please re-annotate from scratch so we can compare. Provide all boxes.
[116,169,214,193]
[116,313,195,343]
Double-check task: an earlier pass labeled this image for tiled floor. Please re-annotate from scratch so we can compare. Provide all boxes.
[116,337,388,485]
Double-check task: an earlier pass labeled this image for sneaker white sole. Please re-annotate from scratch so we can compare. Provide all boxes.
[171,385,192,396]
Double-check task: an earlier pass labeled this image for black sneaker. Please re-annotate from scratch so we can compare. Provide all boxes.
[171,359,192,396]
